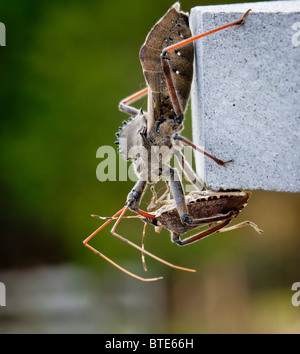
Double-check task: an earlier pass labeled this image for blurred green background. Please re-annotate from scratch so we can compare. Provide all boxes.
[0,0,299,333]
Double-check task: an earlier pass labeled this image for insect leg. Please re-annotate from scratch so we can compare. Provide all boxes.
[161,55,183,118]
[91,213,151,273]
[147,186,159,212]
[83,207,162,281]
[163,10,251,165]
[126,179,156,219]
[163,166,192,224]
[119,87,148,116]
[189,211,235,226]
[216,220,263,235]
[147,184,171,212]
[110,206,196,273]
[172,219,232,246]
[141,222,148,272]
[174,134,232,166]
[163,10,251,54]
[153,184,171,207]
[173,149,206,191]
[164,166,236,226]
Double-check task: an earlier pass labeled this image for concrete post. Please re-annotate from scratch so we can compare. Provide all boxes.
[190,1,300,192]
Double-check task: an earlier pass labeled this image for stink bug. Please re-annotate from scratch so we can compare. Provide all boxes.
[89,188,262,281]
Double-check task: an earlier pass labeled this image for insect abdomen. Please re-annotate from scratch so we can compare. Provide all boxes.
[139,3,194,121]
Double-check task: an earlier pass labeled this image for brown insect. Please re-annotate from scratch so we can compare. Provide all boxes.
[116,3,251,223]
[143,189,263,246]
[89,188,262,281]
[83,3,254,280]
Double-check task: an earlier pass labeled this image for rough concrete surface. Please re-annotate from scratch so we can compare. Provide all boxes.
[190,1,300,192]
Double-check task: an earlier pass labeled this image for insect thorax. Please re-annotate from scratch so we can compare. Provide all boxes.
[117,110,182,182]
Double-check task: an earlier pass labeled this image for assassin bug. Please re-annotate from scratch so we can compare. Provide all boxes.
[84,3,253,279]
[90,188,263,281]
